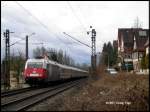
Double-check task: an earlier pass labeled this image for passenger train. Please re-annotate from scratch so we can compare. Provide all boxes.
[23,56,89,85]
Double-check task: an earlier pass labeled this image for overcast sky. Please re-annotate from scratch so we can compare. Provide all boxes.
[1,1,149,64]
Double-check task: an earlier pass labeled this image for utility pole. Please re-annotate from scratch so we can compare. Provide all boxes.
[26,35,28,60]
[25,33,35,60]
[87,26,96,74]
[4,29,10,89]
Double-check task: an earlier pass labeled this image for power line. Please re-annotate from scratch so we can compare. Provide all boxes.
[9,36,26,47]
[63,32,91,48]
[15,1,49,32]
[77,5,89,29]
[15,1,88,49]
[9,33,35,47]
[67,1,87,32]
[14,2,90,63]
[15,1,75,49]
[15,2,58,40]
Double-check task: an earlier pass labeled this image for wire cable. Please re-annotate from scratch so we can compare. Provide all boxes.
[63,32,91,48]
[67,1,87,32]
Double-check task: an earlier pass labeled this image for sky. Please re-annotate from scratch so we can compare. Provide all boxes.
[1,1,149,65]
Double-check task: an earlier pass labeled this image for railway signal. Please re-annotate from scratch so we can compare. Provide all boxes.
[87,26,97,74]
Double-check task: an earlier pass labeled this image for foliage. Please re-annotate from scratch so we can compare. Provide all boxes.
[145,54,149,69]
[101,41,118,67]
[1,50,26,84]
[33,47,89,70]
[140,54,146,70]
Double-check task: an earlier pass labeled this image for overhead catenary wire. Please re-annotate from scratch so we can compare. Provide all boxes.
[15,1,90,49]
[15,1,77,49]
[63,32,91,48]
[77,5,89,29]
[9,36,26,47]
[13,2,90,64]
[15,2,60,42]
[15,1,50,34]
[67,1,87,32]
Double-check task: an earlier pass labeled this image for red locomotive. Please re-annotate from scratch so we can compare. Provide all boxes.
[23,56,89,86]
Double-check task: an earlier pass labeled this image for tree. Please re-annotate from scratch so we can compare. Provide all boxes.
[107,42,114,66]
[33,46,46,58]
[9,50,26,84]
[32,47,76,67]
[140,54,146,70]
[101,41,118,67]
[50,51,58,62]
[57,49,63,64]
[145,54,149,69]
[112,45,118,65]
[102,43,107,52]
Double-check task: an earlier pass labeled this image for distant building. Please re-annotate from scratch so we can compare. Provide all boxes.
[117,28,149,71]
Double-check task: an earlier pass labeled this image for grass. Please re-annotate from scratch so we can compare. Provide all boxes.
[28,67,149,111]
[59,70,149,111]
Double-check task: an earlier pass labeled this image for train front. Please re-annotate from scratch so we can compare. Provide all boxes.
[23,59,48,85]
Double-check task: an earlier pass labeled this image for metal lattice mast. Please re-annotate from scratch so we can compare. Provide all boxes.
[87,26,96,73]
[4,29,10,89]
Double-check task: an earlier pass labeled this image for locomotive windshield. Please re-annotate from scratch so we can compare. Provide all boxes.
[27,62,43,68]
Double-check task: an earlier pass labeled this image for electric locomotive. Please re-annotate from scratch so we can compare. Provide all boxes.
[23,56,89,85]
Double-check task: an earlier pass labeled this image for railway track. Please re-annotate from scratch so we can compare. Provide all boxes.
[1,78,86,111]
[1,87,36,98]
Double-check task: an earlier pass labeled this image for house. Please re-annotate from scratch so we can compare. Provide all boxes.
[132,30,149,72]
[118,28,135,70]
[117,28,149,71]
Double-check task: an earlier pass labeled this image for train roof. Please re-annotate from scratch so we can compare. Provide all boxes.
[26,58,88,73]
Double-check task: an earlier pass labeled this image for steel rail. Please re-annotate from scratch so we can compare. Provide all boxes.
[1,87,35,98]
[1,78,86,111]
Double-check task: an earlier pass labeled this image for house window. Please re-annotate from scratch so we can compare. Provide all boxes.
[139,31,147,36]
